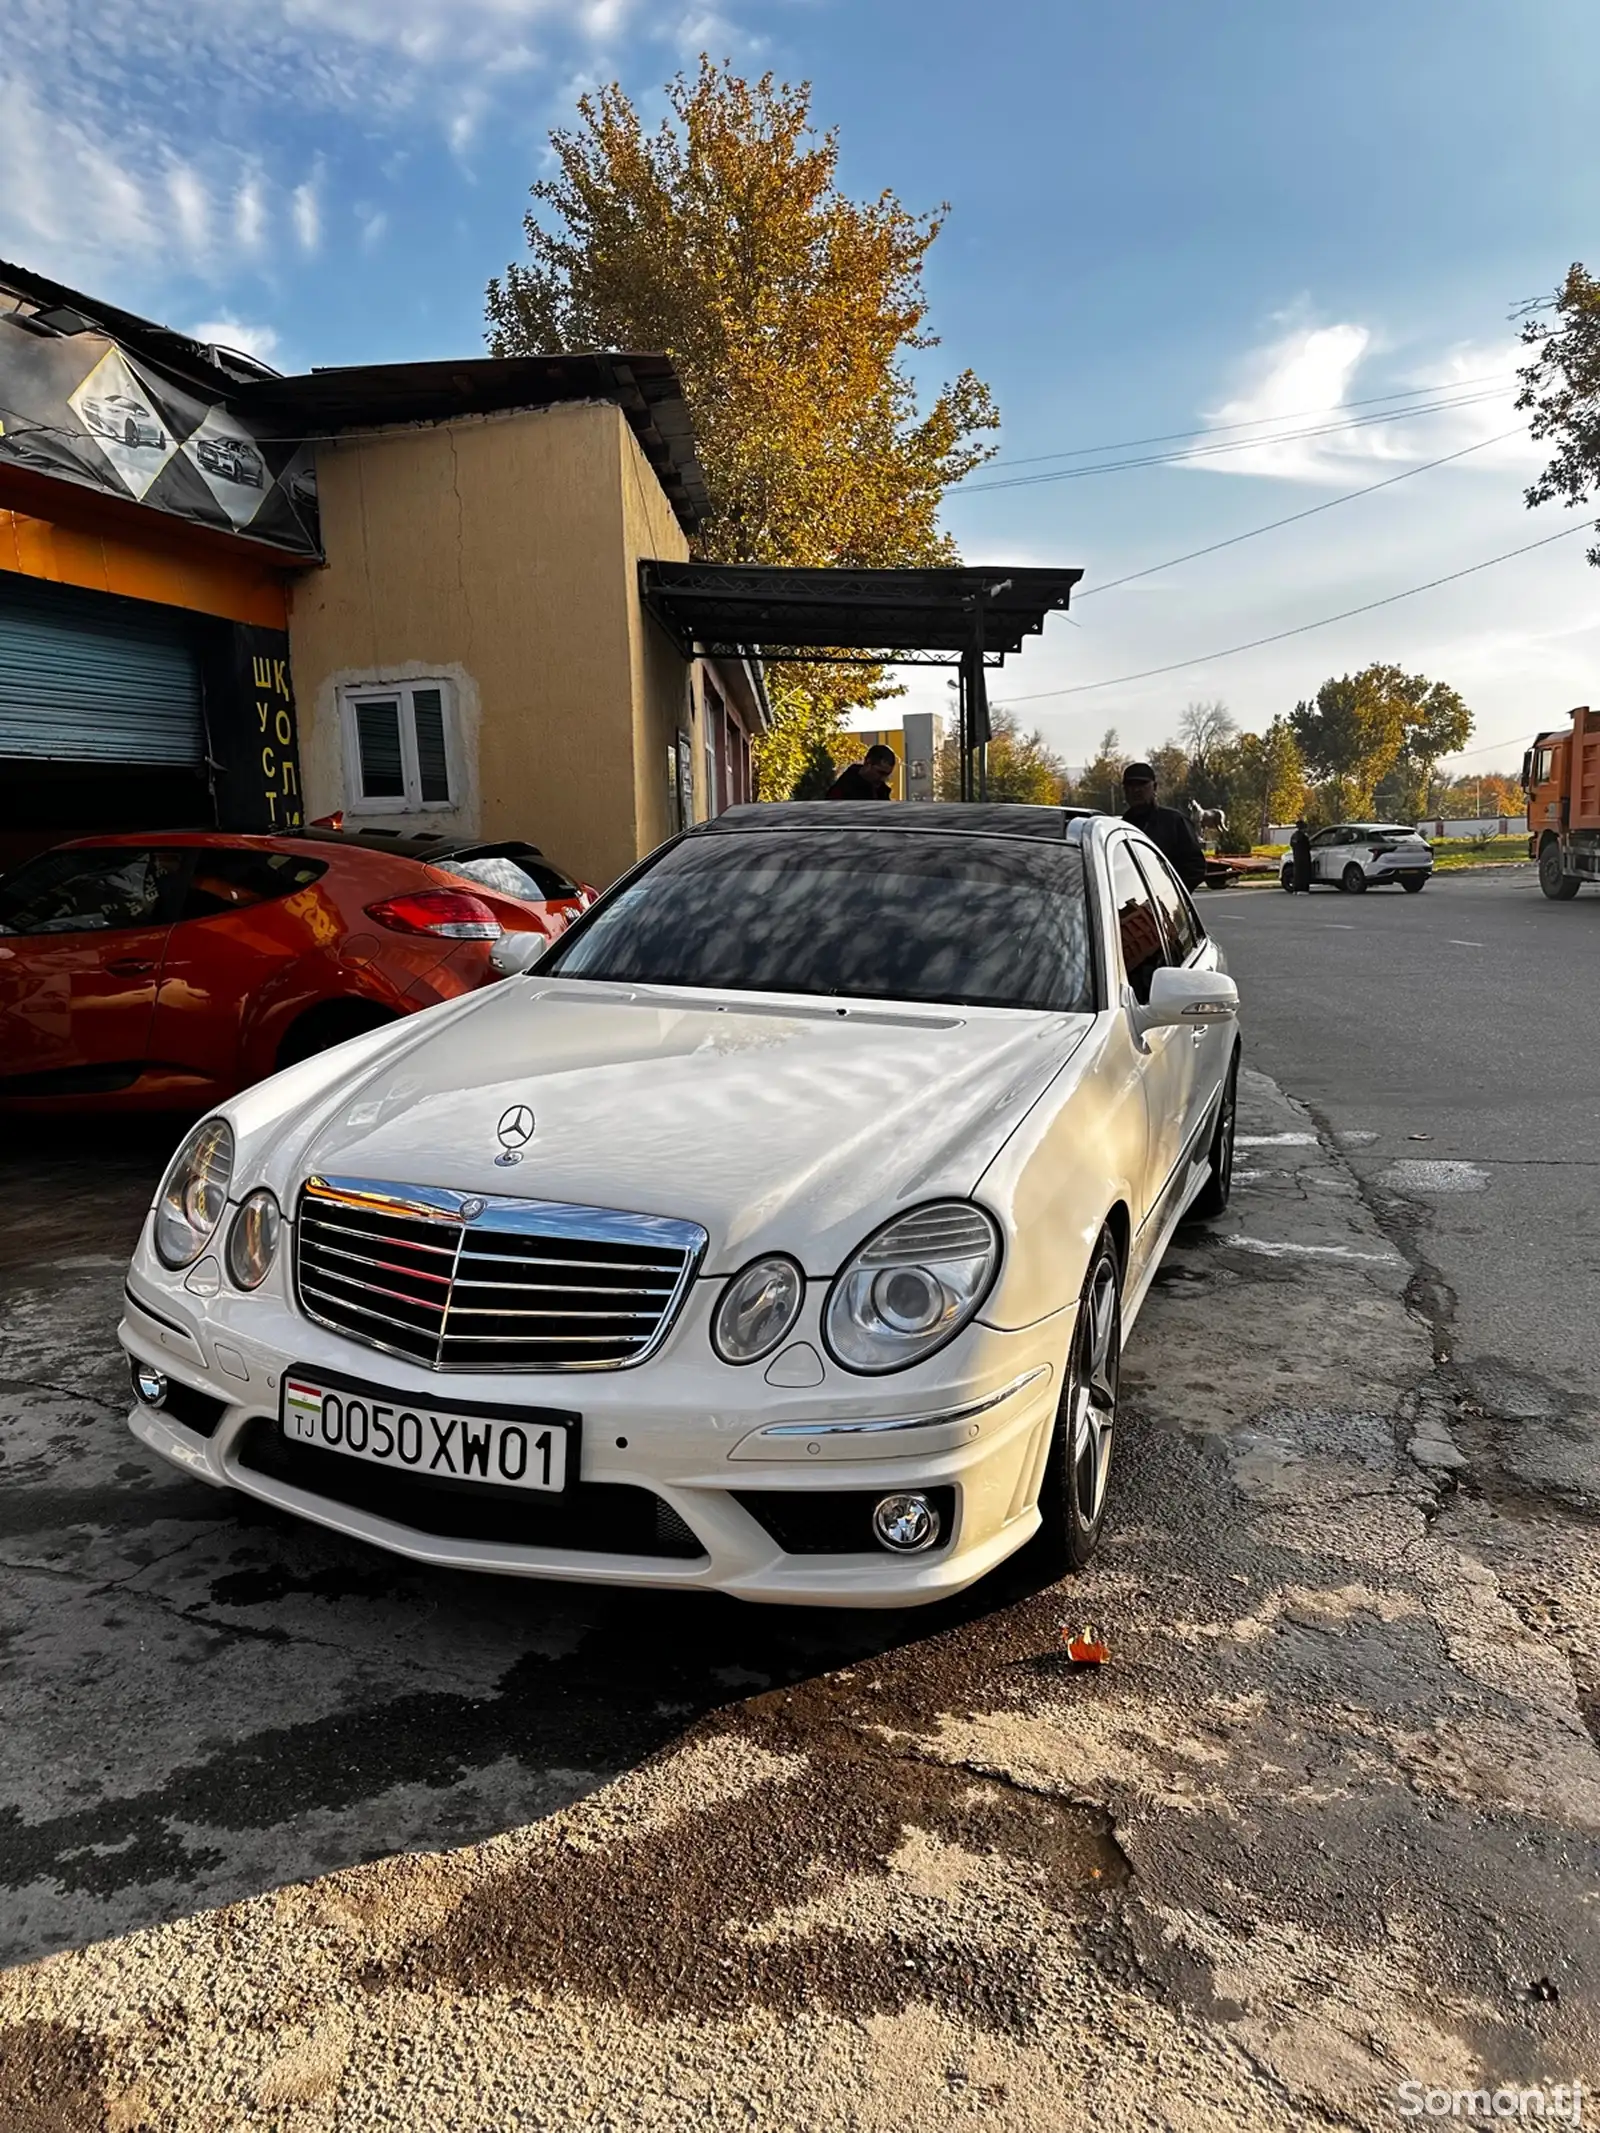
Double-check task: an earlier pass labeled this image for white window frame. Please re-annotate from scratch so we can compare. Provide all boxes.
[339,679,457,815]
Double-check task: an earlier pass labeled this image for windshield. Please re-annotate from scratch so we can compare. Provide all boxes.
[542,829,1094,1012]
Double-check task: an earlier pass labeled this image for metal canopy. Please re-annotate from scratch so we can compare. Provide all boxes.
[638,561,1083,669]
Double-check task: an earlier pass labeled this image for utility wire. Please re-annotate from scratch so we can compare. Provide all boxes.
[1073,429,1524,601]
[963,390,1507,493]
[981,367,1519,471]
[1005,520,1596,703]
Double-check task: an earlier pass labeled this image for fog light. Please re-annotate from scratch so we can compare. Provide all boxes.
[871,1491,941,1553]
[132,1362,168,1408]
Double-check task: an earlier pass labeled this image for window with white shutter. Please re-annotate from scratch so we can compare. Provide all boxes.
[339,681,457,812]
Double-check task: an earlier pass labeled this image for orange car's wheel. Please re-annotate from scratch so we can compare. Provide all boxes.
[275,999,396,1071]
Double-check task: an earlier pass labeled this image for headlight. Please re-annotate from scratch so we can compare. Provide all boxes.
[712,1256,805,1364]
[823,1202,1001,1374]
[225,1189,282,1290]
[153,1117,235,1269]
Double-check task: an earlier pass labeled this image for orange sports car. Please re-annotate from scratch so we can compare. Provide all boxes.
[0,829,594,1112]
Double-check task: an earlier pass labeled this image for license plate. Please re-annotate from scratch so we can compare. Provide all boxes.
[281,1370,575,1494]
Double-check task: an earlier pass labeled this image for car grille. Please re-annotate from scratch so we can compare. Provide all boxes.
[294,1175,706,1372]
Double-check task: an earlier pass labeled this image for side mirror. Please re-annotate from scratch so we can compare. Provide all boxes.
[1140,965,1239,1029]
[490,931,550,979]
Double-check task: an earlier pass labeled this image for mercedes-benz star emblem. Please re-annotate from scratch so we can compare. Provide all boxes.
[495,1104,535,1166]
[459,1197,486,1221]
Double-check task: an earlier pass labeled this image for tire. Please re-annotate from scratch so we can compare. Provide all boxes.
[1401,876,1427,894]
[1033,1228,1122,1576]
[1539,840,1581,901]
[276,999,396,1071]
[1280,867,1295,893]
[1187,1053,1239,1221]
[1341,864,1367,894]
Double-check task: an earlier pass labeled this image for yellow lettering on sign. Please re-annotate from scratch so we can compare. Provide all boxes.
[281,758,299,797]
[265,789,280,823]
[273,659,289,697]
[257,701,272,733]
[275,707,293,747]
[261,745,276,780]
[252,656,273,690]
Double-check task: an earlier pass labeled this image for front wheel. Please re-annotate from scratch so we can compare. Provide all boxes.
[1539,840,1582,901]
[1033,1229,1122,1576]
[1187,1055,1239,1220]
[1341,864,1368,894]
[1280,866,1296,893]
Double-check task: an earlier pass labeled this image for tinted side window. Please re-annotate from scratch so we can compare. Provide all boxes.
[441,855,579,902]
[1134,847,1202,963]
[1108,841,1166,1005]
[0,849,184,936]
[179,850,329,922]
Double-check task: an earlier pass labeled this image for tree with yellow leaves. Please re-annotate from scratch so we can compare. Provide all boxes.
[486,59,999,793]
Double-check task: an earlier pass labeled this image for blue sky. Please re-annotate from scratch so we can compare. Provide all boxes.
[6,0,1599,776]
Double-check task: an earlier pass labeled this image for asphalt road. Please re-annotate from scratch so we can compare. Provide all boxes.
[1205,863,1600,1425]
[4,901,1600,2124]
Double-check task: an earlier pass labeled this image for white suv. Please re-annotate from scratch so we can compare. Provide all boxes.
[1282,823,1433,894]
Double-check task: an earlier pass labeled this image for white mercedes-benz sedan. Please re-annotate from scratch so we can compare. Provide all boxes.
[120,803,1240,1608]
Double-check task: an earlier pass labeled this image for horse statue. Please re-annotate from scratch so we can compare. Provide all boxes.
[1187,798,1228,848]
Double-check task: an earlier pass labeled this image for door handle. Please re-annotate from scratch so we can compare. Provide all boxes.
[105,957,156,976]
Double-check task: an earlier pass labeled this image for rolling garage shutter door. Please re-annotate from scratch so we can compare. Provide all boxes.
[0,574,203,766]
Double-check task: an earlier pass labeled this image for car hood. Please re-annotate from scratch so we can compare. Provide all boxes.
[246,978,1090,1274]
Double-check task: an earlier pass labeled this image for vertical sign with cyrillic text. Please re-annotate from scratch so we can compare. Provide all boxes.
[211,624,304,832]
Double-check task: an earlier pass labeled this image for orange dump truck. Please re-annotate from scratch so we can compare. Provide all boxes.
[1524,706,1600,899]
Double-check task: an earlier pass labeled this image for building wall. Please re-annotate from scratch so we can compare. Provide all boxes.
[287,400,691,890]
[0,504,290,628]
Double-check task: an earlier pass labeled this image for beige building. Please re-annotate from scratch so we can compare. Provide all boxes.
[0,260,765,883]
[278,354,767,890]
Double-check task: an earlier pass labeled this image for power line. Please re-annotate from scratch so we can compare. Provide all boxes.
[1073,430,1523,601]
[1006,520,1596,703]
[980,367,1519,471]
[962,390,1507,494]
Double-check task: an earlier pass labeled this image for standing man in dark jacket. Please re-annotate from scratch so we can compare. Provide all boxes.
[1289,818,1314,893]
[826,744,897,800]
[1121,762,1208,889]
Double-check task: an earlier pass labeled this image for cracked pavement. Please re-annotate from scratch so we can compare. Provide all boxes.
[2,910,1599,2125]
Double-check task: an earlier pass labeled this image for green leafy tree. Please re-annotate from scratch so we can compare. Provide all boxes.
[1221,718,1306,841]
[935,708,1069,802]
[1289,664,1467,817]
[790,737,839,799]
[1075,728,1128,814]
[485,59,1001,793]
[1517,261,1600,567]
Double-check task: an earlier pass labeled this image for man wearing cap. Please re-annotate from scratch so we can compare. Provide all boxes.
[1120,762,1209,889]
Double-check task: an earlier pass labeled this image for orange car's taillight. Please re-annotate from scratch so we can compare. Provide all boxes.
[365,891,502,941]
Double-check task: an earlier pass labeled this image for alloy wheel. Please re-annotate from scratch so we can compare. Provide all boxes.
[1070,1254,1120,1530]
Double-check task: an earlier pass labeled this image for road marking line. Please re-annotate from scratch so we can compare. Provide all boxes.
[1322,922,1355,929]
[1219,1236,1403,1265]
[1238,1132,1318,1146]
[1448,939,1486,947]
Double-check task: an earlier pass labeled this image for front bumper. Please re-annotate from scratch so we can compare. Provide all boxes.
[119,1258,1069,1608]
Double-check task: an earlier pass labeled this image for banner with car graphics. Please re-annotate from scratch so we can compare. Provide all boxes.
[0,313,320,558]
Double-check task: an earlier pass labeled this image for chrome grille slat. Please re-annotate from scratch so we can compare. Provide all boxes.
[300,1215,460,1255]
[294,1174,707,1373]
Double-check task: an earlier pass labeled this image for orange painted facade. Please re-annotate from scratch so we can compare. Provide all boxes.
[0,504,290,630]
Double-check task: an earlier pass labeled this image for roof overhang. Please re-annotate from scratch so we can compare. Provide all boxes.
[640,561,1083,668]
[237,353,710,533]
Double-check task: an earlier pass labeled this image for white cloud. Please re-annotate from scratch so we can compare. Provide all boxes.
[358,208,389,250]
[189,317,282,364]
[291,179,321,253]
[168,165,212,254]
[235,179,268,251]
[1199,322,1541,485]
[0,0,721,291]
